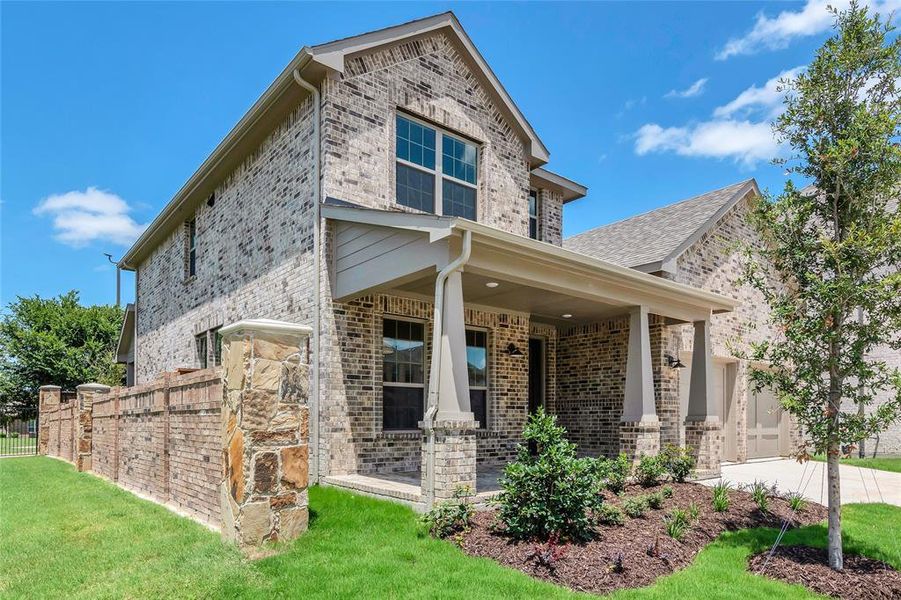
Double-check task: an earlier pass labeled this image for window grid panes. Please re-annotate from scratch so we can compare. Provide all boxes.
[382,318,425,430]
[195,334,207,369]
[187,219,197,277]
[466,329,488,429]
[443,179,477,220]
[528,190,539,239]
[396,163,435,212]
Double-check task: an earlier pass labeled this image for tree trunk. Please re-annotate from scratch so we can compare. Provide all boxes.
[827,442,843,570]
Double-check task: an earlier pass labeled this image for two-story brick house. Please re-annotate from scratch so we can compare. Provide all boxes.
[117,13,739,508]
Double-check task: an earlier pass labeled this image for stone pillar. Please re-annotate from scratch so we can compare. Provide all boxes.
[620,306,660,460]
[38,385,60,455]
[684,319,722,477]
[74,383,110,472]
[219,319,313,549]
[422,270,477,508]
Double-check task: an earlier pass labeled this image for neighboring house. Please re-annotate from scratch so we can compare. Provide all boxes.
[567,180,901,459]
[115,12,742,508]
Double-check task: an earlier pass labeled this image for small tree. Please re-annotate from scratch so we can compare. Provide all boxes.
[743,2,901,570]
[0,291,125,416]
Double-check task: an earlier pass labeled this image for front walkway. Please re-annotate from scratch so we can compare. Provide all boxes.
[700,458,901,507]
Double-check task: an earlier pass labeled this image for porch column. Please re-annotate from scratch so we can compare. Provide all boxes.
[619,306,660,461]
[422,270,477,507]
[684,319,722,477]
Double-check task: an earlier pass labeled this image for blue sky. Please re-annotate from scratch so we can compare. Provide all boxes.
[2,1,891,308]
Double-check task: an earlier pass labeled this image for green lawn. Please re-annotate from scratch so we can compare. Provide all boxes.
[811,454,901,473]
[1,457,898,599]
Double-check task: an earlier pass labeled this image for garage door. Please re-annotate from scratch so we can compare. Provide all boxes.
[679,359,737,461]
[748,387,784,459]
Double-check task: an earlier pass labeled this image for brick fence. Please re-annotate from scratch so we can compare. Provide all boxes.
[37,319,312,549]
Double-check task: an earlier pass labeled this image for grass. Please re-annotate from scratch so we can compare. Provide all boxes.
[2,457,899,599]
[811,454,901,473]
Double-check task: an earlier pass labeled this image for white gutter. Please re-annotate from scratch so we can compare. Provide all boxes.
[423,229,472,510]
[292,68,322,483]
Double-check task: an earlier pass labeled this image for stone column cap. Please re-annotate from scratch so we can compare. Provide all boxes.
[76,382,112,393]
[220,319,312,340]
[39,385,62,390]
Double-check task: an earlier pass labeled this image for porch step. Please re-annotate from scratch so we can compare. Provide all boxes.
[323,474,423,507]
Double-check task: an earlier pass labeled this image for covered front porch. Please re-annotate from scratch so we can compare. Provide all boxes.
[322,201,736,510]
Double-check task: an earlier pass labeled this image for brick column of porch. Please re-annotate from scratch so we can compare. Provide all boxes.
[620,305,661,460]
[684,319,722,477]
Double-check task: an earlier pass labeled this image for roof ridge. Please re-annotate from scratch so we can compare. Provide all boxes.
[310,11,455,51]
[567,178,753,240]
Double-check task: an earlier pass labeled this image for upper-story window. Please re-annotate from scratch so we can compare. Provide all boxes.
[395,114,478,221]
[185,219,197,278]
[528,190,540,240]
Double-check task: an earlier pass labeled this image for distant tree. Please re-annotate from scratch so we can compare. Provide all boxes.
[743,2,901,571]
[0,291,124,417]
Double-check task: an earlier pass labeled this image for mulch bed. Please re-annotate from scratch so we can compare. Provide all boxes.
[459,482,828,596]
[748,546,901,600]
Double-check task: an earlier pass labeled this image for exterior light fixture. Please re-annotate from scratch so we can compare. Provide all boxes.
[505,343,524,356]
[665,354,687,369]
[485,281,499,288]
[561,313,573,319]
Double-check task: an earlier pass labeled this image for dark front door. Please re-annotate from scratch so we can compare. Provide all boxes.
[528,338,545,416]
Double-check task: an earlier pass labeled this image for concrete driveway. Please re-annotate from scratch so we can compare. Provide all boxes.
[699,459,901,507]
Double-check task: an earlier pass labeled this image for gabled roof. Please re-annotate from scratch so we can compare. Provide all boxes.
[120,12,550,269]
[564,179,759,274]
[530,167,587,203]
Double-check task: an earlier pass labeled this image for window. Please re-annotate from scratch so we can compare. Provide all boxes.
[466,329,488,429]
[186,219,197,277]
[382,318,425,430]
[195,333,208,369]
[395,114,478,220]
[211,328,223,367]
[528,190,540,240]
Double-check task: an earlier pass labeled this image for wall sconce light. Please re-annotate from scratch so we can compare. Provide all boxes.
[665,354,687,369]
[505,343,524,357]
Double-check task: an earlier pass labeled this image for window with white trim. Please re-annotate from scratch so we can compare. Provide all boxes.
[466,329,488,429]
[528,189,540,240]
[195,333,208,369]
[382,318,426,430]
[186,219,197,278]
[395,113,478,220]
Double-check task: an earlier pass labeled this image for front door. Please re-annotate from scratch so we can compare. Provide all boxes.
[528,338,545,416]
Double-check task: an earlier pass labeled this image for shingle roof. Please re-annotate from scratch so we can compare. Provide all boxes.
[564,179,757,270]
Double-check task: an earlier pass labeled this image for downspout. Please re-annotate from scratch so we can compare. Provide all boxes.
[292,67,322,482]
[423,229,472,510]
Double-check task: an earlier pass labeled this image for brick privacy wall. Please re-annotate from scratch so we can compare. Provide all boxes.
[135,99,316,383]
[321,293,539,476]
[43,392,77,461]
[42,371,223,526]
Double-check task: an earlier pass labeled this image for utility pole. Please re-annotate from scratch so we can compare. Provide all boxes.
[104,253,121,307]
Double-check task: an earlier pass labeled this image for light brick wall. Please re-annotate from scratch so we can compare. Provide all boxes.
[539,189,563,246]
[135,100,317,383]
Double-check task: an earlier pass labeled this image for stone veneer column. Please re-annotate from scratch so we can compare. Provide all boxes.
[620,306,660,460]
[74,383,110,472]
[38,385,61,455]
[684,319,722,477]
[219,319,313,548]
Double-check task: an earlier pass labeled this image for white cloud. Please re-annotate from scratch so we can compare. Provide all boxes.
[635,120,778,167]
[713,67,804,118]
[665,78,709,99]
[34,187,147,247]
[717,0,901,60]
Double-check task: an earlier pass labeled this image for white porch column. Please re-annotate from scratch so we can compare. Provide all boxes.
[684,319,722,477]
[619,306,660,460]
[435,270,473,422]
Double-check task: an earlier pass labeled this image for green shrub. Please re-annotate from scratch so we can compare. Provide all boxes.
[687,501,700,523]
[661,485,674,499]
[597,453,631,494]
[495,408,602,541]
[787,492,807,512]
[711,480,730,512]
[750,480,769,513]
[664,508,689,540]
[659,445,696,482]
[596,503,625,526]
[646,491,665,510]
[421,486,474,539]
[0,431,6,438]
[10,432,19,439]
[622,495,648,518]
[634,455,665,487]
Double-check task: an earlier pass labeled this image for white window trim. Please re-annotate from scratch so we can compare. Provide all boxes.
[395,112,479,218]
[528,189,540,240]
[466,326,490,429]
[381,315,428,432]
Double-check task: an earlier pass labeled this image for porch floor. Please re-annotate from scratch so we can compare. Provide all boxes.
[323,465,505,511]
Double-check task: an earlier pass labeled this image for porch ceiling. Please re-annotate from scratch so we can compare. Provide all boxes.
[323,202,738,324]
